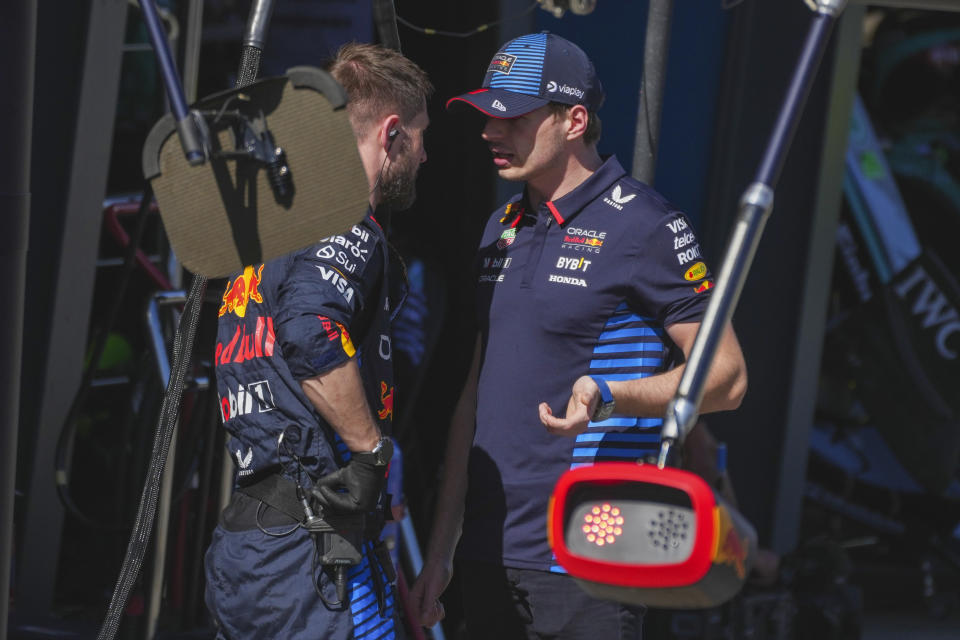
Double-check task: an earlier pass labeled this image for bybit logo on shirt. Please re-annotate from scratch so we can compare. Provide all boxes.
[603,185,636,210]
[555,256,592,272]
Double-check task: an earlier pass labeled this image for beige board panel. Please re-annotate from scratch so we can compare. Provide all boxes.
[154,76,366,278]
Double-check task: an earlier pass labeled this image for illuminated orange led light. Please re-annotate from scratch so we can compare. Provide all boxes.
[584,503,627,547]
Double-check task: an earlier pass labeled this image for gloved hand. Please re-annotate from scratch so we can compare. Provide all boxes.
[310,456,387,513]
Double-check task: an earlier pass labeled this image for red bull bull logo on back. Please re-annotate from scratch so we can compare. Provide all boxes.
[219,264,265,318]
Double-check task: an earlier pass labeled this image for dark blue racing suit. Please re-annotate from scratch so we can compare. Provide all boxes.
[205,213,402,640]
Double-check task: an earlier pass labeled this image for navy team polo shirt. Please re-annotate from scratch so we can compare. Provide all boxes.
[460,155,715,572]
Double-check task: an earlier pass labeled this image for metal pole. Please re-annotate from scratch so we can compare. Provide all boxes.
[144,291,183,640]
[182,0,204,104]
[631,0,673,185]
[139,0,205,164]
[236,0,275,87]
[658,0,847,467]
[372,0,402,52]
[0,2,36,637]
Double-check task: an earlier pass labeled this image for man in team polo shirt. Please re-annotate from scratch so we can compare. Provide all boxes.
[411,32,747,638]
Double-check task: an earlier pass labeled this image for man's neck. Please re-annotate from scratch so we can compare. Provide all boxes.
[527,148,603,210]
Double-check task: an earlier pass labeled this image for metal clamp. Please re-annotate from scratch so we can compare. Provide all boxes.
[739,182,775,213]
[812,0,847,17]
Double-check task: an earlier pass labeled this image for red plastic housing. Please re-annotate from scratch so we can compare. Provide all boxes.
[549,463,718,588]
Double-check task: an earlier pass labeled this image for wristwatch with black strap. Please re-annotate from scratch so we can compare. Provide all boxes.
[352,435,393,466]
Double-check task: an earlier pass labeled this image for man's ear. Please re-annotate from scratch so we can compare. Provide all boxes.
[566,105,590,141]
[379,114,402,152]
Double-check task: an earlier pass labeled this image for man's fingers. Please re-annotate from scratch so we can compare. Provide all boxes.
[314,485,354,511]
[539,403,565,430]
[420,599,445,627]
[312,467,344,489]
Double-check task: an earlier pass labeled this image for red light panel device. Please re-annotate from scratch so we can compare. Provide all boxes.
[549,463,757,609]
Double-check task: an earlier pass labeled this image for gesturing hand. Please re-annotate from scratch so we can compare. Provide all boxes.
[539,375,601,436]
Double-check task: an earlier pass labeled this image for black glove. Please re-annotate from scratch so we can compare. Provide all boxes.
[311,455,387,513]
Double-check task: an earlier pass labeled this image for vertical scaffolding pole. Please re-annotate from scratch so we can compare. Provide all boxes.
[0,3,37,637]
[631,0,674,185]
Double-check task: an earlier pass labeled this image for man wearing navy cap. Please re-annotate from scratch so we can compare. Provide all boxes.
[412,33,747,638]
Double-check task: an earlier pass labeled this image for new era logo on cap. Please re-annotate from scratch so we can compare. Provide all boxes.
[447,32,604,119]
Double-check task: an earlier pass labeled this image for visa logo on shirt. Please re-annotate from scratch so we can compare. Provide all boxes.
[315,265,355,304]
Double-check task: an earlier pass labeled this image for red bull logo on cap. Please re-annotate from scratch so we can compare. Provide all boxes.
[488,53,517,75]
[219,264,265,318]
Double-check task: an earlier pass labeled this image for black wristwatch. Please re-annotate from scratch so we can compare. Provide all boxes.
[590,376,616,422]
[352,436,393,466]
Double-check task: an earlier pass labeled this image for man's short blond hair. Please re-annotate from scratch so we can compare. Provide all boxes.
[329,43,433,138]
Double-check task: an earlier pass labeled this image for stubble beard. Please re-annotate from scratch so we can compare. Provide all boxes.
[380,156,418,211]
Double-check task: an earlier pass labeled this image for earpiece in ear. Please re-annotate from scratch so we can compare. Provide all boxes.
[387,128,399,150]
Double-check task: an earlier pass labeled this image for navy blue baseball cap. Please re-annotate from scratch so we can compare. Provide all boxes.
[447,32,605,119]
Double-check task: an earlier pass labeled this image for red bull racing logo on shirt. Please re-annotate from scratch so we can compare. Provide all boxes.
[216,316,276,365]
[219,265,265,318]
[562,227,606,253]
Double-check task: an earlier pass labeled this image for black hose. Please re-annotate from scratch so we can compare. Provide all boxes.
[97,272,206,640]
[55,183,155,531]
